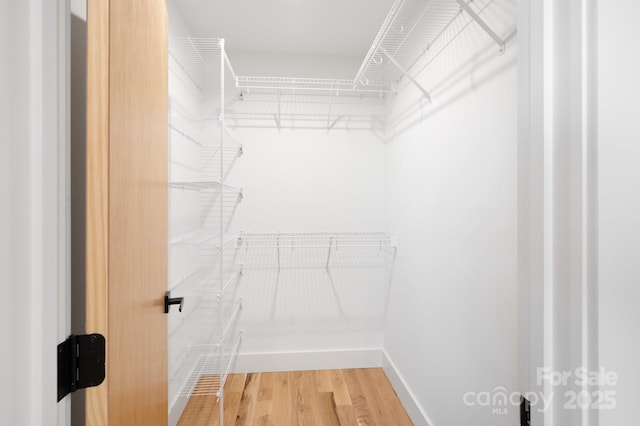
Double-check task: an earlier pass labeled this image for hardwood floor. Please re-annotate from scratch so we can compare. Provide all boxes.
[177,368,413,425]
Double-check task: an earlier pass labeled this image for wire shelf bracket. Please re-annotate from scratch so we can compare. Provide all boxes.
[379,46,432,102]
[456,0,506,54]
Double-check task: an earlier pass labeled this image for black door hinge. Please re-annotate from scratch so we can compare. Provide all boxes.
[57,334,106,402]
[520,395,531,426]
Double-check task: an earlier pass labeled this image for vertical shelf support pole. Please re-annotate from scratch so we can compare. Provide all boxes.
[379,47,431,102]
[218,37,225,426]
[276,91,282,131]
[277,233,281,272]
[456,0,506,53]
[327,86,334,134]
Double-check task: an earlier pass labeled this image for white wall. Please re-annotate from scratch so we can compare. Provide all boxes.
[230,129,385,233]
[517,1,600,424]
[383,1,519,424]
[0,3,31,422]
[0,0,67,424]
[229,51,361,80]
[230,128,387,369]
[598,0,640,424]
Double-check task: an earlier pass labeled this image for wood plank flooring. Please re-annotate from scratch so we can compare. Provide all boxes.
[177,368,413,426]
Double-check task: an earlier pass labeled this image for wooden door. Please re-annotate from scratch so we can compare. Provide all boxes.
[86,0,168,424]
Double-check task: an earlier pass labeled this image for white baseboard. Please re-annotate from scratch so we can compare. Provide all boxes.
[233,348,383,373]
[382,349,433,426]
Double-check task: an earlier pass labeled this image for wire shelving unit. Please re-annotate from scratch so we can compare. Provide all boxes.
[168,2,510,131]
[168,37,245,426]
[237,232,398,272]
[353,0,508,102]
[220,0,511,130]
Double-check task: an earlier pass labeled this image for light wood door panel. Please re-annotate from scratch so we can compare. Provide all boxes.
[86,0,168,424]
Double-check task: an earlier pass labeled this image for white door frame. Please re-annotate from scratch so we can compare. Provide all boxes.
[0,0,69,424]
[517,0,598,425]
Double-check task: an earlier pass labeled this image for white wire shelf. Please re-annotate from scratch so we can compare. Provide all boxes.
[169,297,242,367]
[225,92,387,131]
[168,181,243,195]
[170,33,387,101]
[231,1,508,103]
[236,232,398,273]
[169,37,223,80]
[353,0,509,100]
[168,36,238,128]
[355,0,459,85]
[171,231,239,248]
[219,266,243,296]
[201,144,243,182]
[169,130,243,183]
[188,298,243,345]
[236,76,391,98]
[169,268,216,300]
[237,232,397,249]
[237,232,397,271]
[169,332,242,401]
[169,264,243,295]
[168,2,510,130]
[169,122,243,150]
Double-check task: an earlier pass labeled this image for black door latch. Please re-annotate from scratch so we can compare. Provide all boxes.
[164,291,184,313]
[520,395,531,426]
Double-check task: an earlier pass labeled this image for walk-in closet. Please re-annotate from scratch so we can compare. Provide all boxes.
[5,0,637,424]
[165,0,517,424]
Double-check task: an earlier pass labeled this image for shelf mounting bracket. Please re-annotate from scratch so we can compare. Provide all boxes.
[379,47,431,102]
[327,88,334,134]
[328,116,342,131]
[456,0,506,54]
[326,236,334,271]
[277,232,281,272]
[275,91,282,131]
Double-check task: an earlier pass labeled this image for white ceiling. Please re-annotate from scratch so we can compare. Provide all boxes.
[172,0,395,57]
